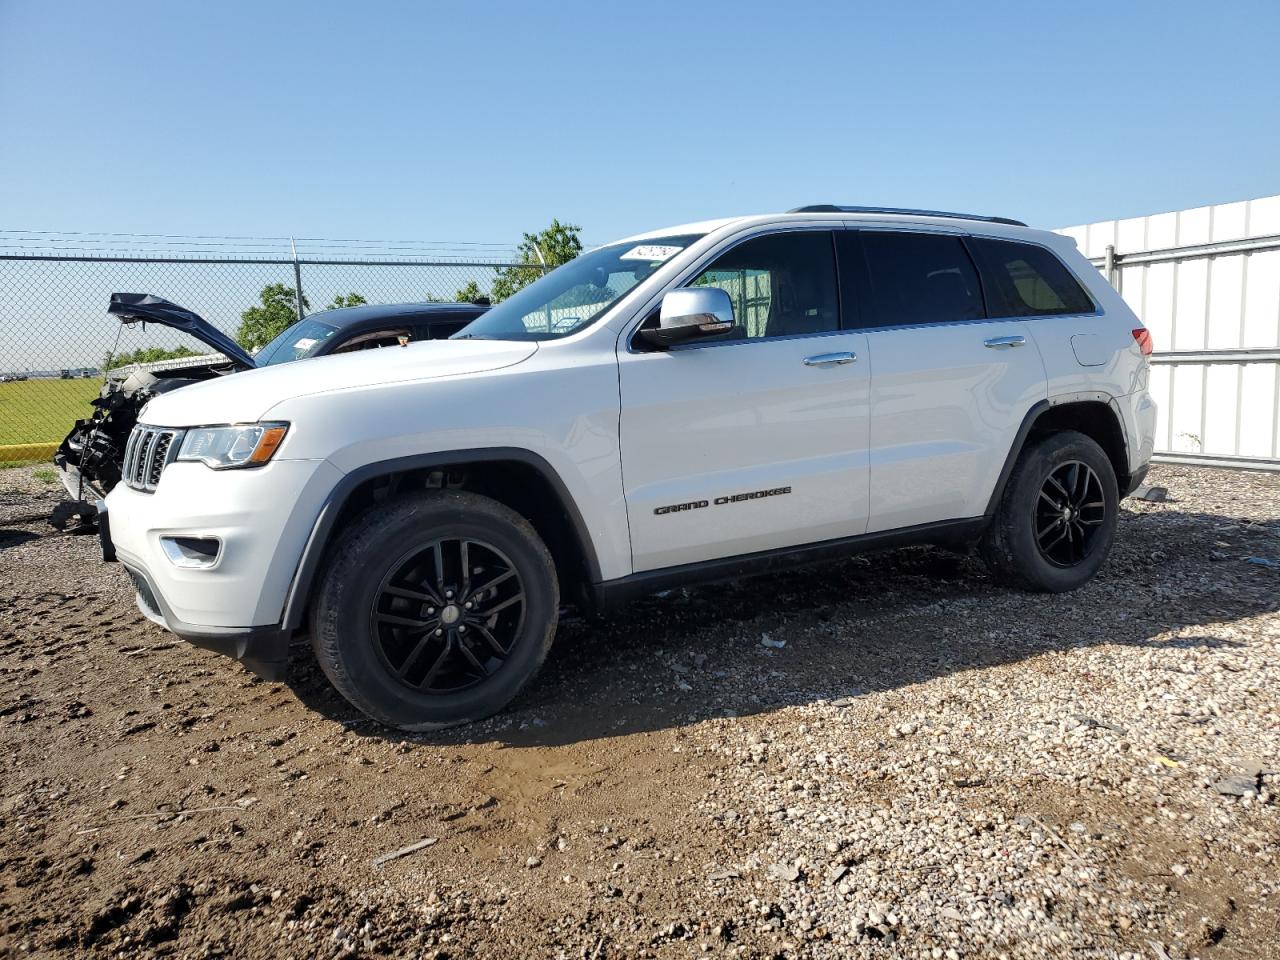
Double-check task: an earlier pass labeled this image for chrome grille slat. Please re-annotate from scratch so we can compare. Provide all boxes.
[137,430,159,487]
[123,426,184,493]
[122,429,141,484]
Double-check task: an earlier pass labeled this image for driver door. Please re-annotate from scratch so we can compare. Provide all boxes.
[617,230,871,572]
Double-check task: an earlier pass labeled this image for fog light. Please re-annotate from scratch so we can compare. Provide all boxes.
[160,535,222,569]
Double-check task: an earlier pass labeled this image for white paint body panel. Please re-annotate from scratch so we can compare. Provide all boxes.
[864,321,1047,533]
[619,330,870,571]
[106,210,1156,636]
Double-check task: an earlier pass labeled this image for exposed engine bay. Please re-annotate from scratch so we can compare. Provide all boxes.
[55,361,235,498]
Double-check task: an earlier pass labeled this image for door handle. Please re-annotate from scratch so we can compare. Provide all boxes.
[802,351,857,366]
[984,335,1026,349]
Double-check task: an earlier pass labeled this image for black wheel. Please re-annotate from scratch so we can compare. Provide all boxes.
[310,490,558,730]
[979,430,1119,592]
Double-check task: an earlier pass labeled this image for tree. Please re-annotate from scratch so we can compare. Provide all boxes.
[491,219,583,302]
[453,280,489,304]
[102,345,200,371]
[328,292,367,310]
[236,284,309,351]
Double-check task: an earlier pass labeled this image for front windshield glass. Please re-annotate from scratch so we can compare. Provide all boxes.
[255,317,340,366]
[454,234,703,341]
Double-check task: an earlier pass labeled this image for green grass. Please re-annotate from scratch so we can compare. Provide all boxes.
[0,378,101,446]
[32,467,58,483]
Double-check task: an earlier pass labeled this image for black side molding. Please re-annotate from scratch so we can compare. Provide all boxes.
[590,516,988,611]
[278,448,602,632]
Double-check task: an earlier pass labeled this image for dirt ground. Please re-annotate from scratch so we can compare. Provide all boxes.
[1,464,1277,959]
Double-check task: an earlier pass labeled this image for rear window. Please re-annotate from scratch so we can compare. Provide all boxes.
[971,237,1095,317]
[859,232,984,326]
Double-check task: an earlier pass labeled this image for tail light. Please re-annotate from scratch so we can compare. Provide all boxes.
[1132,328,1153,356]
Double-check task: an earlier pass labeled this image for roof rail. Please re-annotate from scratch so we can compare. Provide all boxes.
[787,205,1027,227]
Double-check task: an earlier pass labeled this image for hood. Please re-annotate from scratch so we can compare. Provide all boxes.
[139,337,539,426]
[108,293,258,370]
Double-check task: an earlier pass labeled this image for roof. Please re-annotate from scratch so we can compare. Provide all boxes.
[787,204,1026,226]
[613,207,1037,247]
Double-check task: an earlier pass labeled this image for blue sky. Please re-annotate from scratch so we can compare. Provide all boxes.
[2,0,1279,247]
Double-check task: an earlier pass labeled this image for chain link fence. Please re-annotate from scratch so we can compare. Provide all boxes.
[0,245,540,458]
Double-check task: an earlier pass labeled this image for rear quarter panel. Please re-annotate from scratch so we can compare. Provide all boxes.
[1027,235,1155,473]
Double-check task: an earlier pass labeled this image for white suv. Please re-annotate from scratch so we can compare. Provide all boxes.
[101,206,1156,729]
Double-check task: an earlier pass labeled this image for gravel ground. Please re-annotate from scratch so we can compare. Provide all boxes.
[1,463,1277,959]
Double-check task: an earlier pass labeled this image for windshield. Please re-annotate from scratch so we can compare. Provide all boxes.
[454,234,703,341]
[254,317,341,366]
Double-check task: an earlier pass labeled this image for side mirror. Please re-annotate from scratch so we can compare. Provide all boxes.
[637,288,735,349]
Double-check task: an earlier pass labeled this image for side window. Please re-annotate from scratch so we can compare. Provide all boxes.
[859,232,984,326]
[420,320,468,340]
[970,237,1095,317]
[686,231,838,339]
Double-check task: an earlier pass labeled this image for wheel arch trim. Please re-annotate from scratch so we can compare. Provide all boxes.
[279,447,603,632]
[983,395,1134,517]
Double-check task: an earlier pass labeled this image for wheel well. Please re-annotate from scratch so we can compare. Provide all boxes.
[315,457,596,611]
[1028,401,1129,487]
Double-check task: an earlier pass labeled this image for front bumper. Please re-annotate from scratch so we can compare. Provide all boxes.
[57,460,106,502]
[102,456,344,679]
[116,549,290,680]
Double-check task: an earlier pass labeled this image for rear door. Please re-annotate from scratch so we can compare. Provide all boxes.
[966,236,1121,396]
[841,229,1047,532]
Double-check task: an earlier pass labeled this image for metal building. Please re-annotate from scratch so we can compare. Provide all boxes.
[1058,195,1280,470]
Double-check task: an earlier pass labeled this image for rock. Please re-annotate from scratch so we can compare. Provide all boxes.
[525,856,542,869]
[768,862,801,883]
[1214,773,1260,797]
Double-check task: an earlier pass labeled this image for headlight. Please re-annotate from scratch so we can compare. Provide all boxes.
[176,422,289,469]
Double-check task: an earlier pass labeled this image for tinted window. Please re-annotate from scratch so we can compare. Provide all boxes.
[971,238,1095,317]
[859,232,984,326]
[687,231,838,339]
[422,320,469,340]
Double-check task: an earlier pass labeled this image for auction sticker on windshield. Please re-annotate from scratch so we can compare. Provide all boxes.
[620,245,682,262]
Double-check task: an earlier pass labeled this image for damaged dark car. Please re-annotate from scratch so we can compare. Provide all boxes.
[54,293,487,521]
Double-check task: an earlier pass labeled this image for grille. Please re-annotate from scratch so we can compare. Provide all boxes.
[122,425,184,492]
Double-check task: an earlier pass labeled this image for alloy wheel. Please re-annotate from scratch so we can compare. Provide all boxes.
[1035,460,1106,567]
[370,537,526,693]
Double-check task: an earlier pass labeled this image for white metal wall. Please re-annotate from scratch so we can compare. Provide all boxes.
[1058,195,1280,470]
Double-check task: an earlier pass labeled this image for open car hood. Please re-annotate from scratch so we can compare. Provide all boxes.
[108,293,258,371]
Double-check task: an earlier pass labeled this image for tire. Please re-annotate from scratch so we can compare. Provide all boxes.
[310,490,558,730]
[979,430,1119,593]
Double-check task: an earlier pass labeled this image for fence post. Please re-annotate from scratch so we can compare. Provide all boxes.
[291,238,306,320]
[1104,243,1118,289]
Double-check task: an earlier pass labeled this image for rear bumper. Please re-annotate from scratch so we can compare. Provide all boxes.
[1122,464,1149,498]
